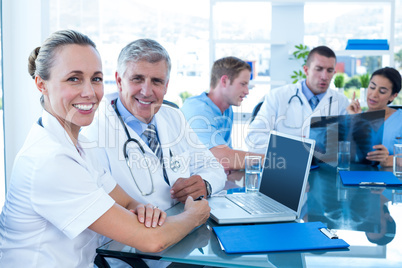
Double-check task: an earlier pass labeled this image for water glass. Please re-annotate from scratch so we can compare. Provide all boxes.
[337,141,350,171]
[245,156,262,193]
[394,144,402,178]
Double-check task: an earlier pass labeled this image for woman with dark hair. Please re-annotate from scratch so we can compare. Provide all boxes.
[347,67,402,166]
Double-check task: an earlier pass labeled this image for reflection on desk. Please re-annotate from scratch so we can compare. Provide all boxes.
[97,163,402,268]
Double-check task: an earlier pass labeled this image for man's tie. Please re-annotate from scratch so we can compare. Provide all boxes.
[143,124,169,185]
[309,95,319,111]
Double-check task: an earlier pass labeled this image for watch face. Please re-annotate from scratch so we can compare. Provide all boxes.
[204,180,212,197]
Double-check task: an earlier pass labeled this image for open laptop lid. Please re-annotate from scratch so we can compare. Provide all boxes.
[260,131,315,218]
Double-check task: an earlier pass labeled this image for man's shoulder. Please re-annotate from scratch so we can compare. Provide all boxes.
[181,92,214,115]
[182,92,209,106]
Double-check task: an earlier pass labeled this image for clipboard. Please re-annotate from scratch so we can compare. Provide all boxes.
[212,221,349,254]
[339,171,402,187]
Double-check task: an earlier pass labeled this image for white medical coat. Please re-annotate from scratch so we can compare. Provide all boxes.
[82,92,226,210]
[0,110,116,267]
[246,80,349,154]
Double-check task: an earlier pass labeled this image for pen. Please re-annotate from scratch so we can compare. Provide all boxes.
[194,195,204,201]
[359,182,386,186]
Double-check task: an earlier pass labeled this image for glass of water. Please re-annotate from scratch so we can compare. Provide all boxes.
[337,141,350,171]
[245,156,262,193]
[394,144,402,178]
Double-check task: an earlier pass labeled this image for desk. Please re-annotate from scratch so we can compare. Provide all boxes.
[97,164,402,268]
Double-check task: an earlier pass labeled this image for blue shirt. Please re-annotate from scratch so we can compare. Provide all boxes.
[301,80,326,103]
[181,92,233,149]
[383,109,402,154]
[116,97,158,146]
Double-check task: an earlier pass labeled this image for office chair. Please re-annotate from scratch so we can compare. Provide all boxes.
[163,100,179,109]
[388,105,402,110]
[250,101,263,123]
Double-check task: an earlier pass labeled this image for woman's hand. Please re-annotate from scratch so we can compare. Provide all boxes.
[346,91,362,114]
[366,145,389,165]
[130,203,167,228]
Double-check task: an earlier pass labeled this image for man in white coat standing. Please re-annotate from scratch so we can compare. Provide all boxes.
[82,39,226,210]
[246,46,349,154]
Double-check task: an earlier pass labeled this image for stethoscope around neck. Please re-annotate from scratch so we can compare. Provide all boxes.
[288,87,333,115]
[111,99,180,195]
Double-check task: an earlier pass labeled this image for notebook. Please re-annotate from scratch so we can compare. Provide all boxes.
[209,131,315,224]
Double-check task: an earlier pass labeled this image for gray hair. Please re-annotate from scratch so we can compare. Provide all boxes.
[28,29,97,80]
[117,39,171,79]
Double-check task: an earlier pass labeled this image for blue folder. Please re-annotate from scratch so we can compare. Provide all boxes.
[345,39,389,50]
[213,221,349,254]
[339,171,402,187]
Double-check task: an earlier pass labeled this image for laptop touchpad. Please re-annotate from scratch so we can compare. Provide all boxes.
[209,198,237,210]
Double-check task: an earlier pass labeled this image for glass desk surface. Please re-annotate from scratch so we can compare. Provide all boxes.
[97,164,402,268]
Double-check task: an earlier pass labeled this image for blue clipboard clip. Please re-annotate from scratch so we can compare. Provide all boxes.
[320,228,339,239]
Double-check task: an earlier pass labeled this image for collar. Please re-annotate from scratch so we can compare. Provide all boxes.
[301,80,327,102]
[115,97,158,137]
[203,92,231,115]
[40,110,85,156]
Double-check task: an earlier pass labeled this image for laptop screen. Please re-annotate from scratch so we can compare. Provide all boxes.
[259,133,312,212]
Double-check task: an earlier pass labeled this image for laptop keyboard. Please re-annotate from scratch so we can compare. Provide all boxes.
[226,194,283,215]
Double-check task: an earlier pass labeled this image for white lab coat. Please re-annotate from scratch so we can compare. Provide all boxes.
[82,92,226,210]
[0,110,116,267]
[246,80,349,154]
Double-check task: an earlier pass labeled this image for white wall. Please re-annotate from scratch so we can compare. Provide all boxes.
[2,0,49,187]
[271,3,304,86]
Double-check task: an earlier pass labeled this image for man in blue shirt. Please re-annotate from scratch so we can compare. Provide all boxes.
[181,57,264,171]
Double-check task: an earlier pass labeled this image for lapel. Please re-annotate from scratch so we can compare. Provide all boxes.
[154,109,171,160]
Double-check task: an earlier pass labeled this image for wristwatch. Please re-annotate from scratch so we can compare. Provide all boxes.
[203,179,212,197]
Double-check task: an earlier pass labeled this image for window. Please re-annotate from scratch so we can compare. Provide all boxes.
[49,0,210,106]
[305,2,394,77]
[0,3,4,207]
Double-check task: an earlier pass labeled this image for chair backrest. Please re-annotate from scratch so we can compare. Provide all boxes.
[388,105,402,110]
[163,100,179,109]
[250,101,263,123]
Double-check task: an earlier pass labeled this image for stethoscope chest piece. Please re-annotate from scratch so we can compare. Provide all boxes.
[169,150,181,172]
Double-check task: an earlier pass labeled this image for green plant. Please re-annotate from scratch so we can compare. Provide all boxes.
[179,91,193,104]
[359,73,370,88]
[344,76,361,91]
[290,44,309,84]
[395,49,402,68]
[334,73,345,88]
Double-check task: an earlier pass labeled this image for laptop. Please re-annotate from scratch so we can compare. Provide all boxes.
[209,131,315,224]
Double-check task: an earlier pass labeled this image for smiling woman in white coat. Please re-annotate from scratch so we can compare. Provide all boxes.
[0,30,210,268]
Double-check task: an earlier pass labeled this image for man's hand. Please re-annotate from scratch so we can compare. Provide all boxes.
[183,196,210,226]
[170,175,207,203]
[130,203,167,228]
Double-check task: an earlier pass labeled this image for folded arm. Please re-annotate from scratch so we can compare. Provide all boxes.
[90,187,210,253]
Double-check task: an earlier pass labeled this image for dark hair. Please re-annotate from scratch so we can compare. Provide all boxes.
[117,39,171,79]
[306,46,336,67]
[371,67,402,96]
[28,29,97,80]
[210,56,251,89]
[366,205,396,246]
